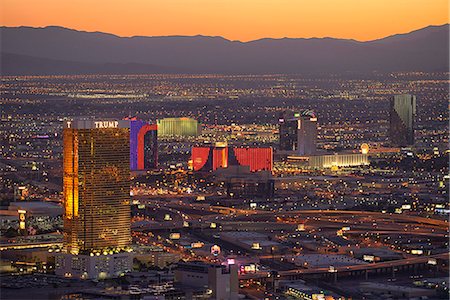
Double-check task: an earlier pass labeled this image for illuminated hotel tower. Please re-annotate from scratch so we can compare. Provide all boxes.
[279,110,317,155]
[389,94,416,147]
[157,117,200,137]
[57,119,132,279]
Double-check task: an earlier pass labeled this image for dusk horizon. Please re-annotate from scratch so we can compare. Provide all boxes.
[2,22,449,42]
[2,0,448,42]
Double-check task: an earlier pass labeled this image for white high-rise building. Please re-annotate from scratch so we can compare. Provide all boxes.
[279,110,317,155]
[175,261,239,300]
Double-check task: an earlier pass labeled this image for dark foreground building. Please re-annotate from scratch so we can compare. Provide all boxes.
[389,94,416,147]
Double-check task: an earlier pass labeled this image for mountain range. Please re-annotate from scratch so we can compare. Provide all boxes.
[0,24,448,75]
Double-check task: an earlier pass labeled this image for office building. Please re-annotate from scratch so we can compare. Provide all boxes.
[130,119,158,170]
[157,117,201,137]
[175,261,239,300]
[191,143,273,172]
[389,94,416,147]
[56,119,132,279]
[279,110,317,155]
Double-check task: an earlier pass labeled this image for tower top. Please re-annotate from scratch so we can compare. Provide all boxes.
[64,119,130,129]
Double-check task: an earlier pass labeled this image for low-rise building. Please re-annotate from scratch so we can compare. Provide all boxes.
[55,252,133,279]
[174,261,238,300]
[280,280,345,300]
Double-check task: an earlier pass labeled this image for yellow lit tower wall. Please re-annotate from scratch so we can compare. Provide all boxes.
[63,120,131,255]
[63,128,79,253]
[157,118,200,137]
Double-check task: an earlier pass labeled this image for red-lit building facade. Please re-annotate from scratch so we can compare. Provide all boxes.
[191,146,273,172]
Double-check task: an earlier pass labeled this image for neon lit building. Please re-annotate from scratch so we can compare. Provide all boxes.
[279,110,317,155]
[157,117,201,137]
[389,94,416,147]
[62,119,131,254]
[130,120,157,170]
[191,145,273,172]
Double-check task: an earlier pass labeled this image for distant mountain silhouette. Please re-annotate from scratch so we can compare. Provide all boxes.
[1,24,448,75]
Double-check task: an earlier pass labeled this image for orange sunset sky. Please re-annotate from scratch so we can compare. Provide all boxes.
[1,0,448,41]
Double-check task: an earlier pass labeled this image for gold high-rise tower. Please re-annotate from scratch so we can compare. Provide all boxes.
[63,119,131,255]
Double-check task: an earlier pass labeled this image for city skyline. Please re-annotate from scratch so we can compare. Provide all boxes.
[1,73,448,299]
[1,0,448,42]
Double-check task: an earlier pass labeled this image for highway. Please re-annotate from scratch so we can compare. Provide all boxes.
[131,196,449,283]
[239,252,449,279]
